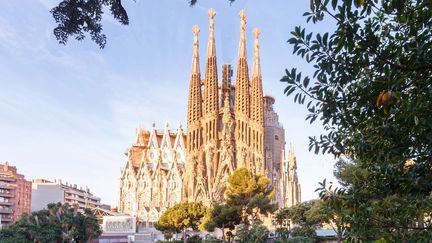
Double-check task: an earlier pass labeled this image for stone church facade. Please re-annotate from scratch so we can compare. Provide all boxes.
[119,9,301,226]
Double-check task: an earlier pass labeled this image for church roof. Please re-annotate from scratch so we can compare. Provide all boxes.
[91,207,125,218]
[133,125,185,148]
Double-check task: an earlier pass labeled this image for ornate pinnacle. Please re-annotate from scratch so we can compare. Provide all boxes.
[289,143,295,154]
[237,9,247,59]
[192,25,200,40]
[253,28,260,39]
[190,25,200,74]
[206,8,217,59]
[253,28,260,55]
[239,9,246,21]
[239,10,246,31]
[208,8,216,19]
[192,25,200,58]
[208,8,216,31]
[252,27,261,78]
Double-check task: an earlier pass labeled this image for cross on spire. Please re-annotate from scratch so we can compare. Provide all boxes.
[208,8,216,32]
[192,25,200,49]
[192,25,200,36]
[191,25,200,73]
[239,9,246,21]
[208,8,216,19]
[253,28,260,39]
[253,28,260,56]
[239,10,246,31]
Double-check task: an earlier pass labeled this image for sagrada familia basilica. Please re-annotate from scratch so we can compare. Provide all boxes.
[118,9,301,226]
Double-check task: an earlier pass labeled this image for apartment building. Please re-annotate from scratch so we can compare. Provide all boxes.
[0,162,31,226]
[32,178,101,212]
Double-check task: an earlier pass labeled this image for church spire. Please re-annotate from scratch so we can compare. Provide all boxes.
[238,10,247,60]
[203,8,219,142]
[234,9,250,117]
[252,28,261,80]
[187,25,203,150]
[288,144,297,169]
[206,8,216,58]
[191,25,200,75]
[251,28,264,125]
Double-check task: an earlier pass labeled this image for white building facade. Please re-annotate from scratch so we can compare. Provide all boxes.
[32,179,101,212]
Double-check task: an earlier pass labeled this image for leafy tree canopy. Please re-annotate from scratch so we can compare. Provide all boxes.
[275,198,348,242]
[235,221,269,243]
[51,0,129,48]
[155,202,207,243]
[276,200,321,228]
[0,202,101,243]
[225,168,278,224]
[201,204,241,243]
[283,0,432,240]
[50,0,235,48]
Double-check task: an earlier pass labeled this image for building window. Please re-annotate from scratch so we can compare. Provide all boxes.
[275,135,279,141]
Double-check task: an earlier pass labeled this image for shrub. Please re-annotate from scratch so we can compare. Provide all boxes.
[188,234,203,243]
[286,237,315,243]
[290,226,316,238]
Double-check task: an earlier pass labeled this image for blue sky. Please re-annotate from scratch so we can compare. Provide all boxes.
[0,0,337,206]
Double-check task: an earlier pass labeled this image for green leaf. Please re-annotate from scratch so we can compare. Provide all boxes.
[331,0,338,9]
[303,76,310,87]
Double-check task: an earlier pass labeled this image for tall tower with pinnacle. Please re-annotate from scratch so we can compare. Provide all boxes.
[184,9,269,205]
[283,145,301,207]
[119,9,301,227]
[202,8,219,202]
[184,24,205,204]
[234,10,252,171]
[250,27,265,175]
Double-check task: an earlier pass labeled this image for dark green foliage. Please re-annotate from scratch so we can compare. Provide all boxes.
[51,0,129,48]
[156,241,183,243]
[275,227,290,240]
[235,221,269,243]
[202,204,241,243]
[290,226,316,238]
[154,240,221,243]
[162,230,174,241]
[202,168,275,242]
[284,237,315,243]
[275,200,323,241]
[187,234,203,243]
[283,0,432,241]
[0,202,101,242]
[202,204,241,232]
[276,200,321,227]
[50,0,237,48]
[225,168,278,224]
[155,202,207,243]
[202,239,223,243]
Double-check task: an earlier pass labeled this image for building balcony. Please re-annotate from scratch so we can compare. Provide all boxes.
[86,203,99,208]
[0,208,13,214]
[64,189,86,197]
[0,201,13,206]
[0,177,16,182]
[1,215,13,222]
[0,192,14,198]
[65,195,85,203]
[0,184,14,190]
[65,200,85,207]
[88,196,100,201]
